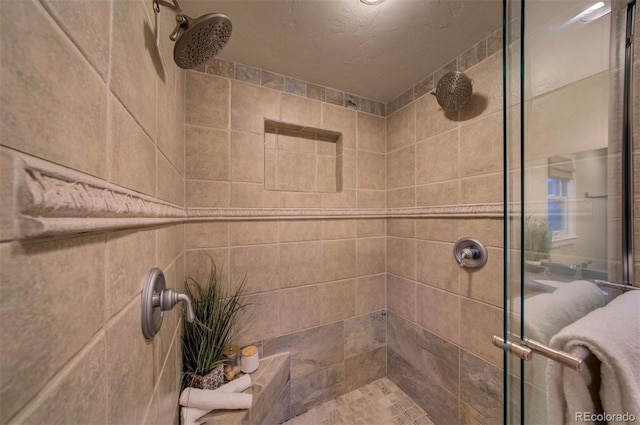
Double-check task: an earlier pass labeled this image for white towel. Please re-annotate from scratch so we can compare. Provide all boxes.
[510,280,606,425]
[180,407,209,425]
[214,374,252,394]
[512,280,606,345]
[180,389,252,411]
[547,290,640,424]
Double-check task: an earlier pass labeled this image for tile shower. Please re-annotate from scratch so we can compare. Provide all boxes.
[1,1,506,424]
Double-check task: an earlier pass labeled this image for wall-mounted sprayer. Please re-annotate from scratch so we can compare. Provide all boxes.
[153,0,232,70]
[141,267,195,339]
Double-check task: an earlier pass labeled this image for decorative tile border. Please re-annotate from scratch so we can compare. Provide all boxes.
[15,155,186,239]
[200,58,387,117]
[201,27,501,118]
[12,155,505,239]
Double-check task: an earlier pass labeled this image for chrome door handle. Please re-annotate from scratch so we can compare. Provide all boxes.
[492,336,591,371]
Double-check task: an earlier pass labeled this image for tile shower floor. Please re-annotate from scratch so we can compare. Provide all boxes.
[283,377,434,425]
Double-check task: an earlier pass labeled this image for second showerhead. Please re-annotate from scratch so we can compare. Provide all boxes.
[434,71,474,112]
[154,0,232,70]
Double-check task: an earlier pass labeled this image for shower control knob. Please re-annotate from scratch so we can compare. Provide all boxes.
[453,238,488,270]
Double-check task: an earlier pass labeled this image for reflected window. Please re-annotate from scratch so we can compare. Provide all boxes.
[548,178,570,233]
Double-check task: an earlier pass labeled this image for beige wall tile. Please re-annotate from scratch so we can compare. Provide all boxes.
[416,129,460,185]
[342,149,357,189]
[416,284,460,344]
[460,112,502,177]
[387,237,416,280]
[356,274,386,314]
[264,148,277,190]
[186,71,229,129]
[231,182,280,207]
[0,149,15,241]
[323,189,357,208]
[460,52,503,120]
[416,180,460,206]
[357,190,386,209]
[416,240,460,293]
[387,219,416,238]
[280,241,323,288]
[231,245,279,294]
[318,139,337,156]
[231,80,280,134]
[357,151,385,190]
[186,126,229,181]
[323,104,357,149]
[40,0,110,80]
[317,156,337,193]
[109,95,156,196]
[458,218,503,248]
[110,0,157,136]
[156,72,181,173]
[157,153,184,206]
[387,145,415,189]
[277,133,316,153]
[106,298,155,425]
[230,221,279,245]
[185,248,230,283]
[459,247,503,308]
[277,151,316,192]
[387,274,416,321]
[236,292,280,345]
[280,285,322,334]
[282,94,322,128]
[280,192,323,208]
[280,220,322,242]
[320,280,357,324]
[387,187,416,208]
[460,173,503,204]
[323,239,357,281]
[186,180,230,207]
[186,222,229,249]
[416,93,458,141]
[415,218,459,243]
[387,103,416,152]
[157,224,184,270]
[357,112,385,153]
[154,333,179,425]
[17,336,107,425]
[106,228,156,319]
[357,219,386,238]
[0,236,105,423]
[322,219,357,240]
[460,298,502,367]
[1,0,107,179]
[357,238,385,276]
[231,131,264,183]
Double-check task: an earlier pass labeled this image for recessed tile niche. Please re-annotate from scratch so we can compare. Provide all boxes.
[264,120,343,193]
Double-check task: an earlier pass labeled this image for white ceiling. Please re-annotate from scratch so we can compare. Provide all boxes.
[180,0,502,102]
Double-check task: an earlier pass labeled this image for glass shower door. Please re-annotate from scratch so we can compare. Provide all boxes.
[502,0,635,423]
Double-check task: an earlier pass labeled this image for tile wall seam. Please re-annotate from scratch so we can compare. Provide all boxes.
[33,0,107,86]
[105,3,114,420]
[6,329,108,424]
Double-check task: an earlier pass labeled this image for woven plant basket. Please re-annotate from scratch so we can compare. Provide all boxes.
[184,364,225,390]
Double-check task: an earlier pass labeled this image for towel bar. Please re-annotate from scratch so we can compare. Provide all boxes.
[593,279,639,292]
[492,336,592,371]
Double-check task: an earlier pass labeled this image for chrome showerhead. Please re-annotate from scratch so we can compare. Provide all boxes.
[154,0,232,70]
[435,71,473,112]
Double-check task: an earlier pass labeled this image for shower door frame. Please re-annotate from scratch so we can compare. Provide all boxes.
[501,0,636,423]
